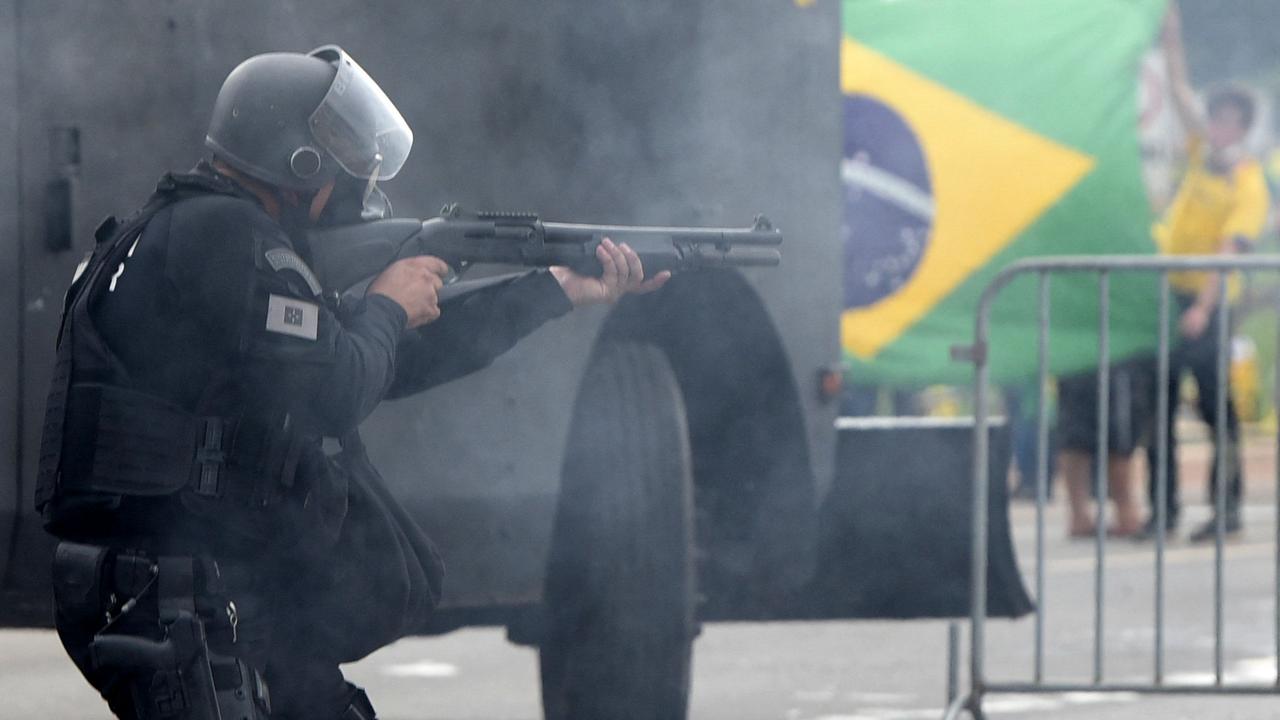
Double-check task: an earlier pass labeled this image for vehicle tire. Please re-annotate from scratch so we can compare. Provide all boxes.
[540,341,696,720]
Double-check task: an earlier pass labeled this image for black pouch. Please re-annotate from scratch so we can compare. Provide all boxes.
[52,542,111,621]
[250,444,348,563]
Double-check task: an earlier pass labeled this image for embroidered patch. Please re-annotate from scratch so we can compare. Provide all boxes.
[265,294,319,340]
[264,247,323,296]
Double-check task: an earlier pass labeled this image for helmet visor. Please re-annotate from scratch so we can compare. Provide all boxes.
[308,46,413,180]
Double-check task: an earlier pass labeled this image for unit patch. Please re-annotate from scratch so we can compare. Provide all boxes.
[265,294,319,340]
[264,247,323,296]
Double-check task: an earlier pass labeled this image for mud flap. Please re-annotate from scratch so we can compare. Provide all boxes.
[808,417,1033,619]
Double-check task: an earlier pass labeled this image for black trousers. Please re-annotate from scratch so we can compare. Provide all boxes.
[1145,293,1243,522]
[55,446,443,720]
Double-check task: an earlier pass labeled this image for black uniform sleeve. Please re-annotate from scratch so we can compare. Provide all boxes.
[384,270,573,399]
[166,195,406,434]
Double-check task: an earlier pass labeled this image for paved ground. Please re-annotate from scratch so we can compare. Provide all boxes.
[6,436,1280,719]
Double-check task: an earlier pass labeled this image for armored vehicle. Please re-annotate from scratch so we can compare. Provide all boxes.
[0,2,1028,717]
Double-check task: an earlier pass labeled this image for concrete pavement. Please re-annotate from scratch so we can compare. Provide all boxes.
[5,435,1280,718]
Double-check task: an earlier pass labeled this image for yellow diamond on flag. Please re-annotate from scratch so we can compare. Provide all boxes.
[840,38,1096,359]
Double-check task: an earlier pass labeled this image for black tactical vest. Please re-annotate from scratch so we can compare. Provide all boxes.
[36,173,309,544]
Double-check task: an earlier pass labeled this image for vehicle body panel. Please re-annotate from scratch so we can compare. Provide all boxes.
[0,0,20,589]
[1,1,841,623]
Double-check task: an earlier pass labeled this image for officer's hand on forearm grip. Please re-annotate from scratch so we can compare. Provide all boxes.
[550,237,671,307]
[368,256,449,328]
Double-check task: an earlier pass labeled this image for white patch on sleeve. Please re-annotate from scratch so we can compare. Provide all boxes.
[265,294,319,340]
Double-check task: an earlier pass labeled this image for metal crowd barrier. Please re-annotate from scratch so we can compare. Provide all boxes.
[944,255,1280,720]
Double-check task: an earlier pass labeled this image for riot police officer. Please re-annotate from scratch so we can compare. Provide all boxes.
[38,45,667,720]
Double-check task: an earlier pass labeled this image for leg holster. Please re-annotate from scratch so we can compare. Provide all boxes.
[52,542,271,720]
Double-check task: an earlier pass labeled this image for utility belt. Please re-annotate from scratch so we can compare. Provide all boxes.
[53,542,270,720]
[39,382,304,512]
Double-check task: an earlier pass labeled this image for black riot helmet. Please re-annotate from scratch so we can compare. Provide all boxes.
[205,45,413,192]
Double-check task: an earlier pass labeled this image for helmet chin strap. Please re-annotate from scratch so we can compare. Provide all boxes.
[308,180,337,223]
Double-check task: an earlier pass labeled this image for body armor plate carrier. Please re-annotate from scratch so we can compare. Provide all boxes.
[35,174,301,526]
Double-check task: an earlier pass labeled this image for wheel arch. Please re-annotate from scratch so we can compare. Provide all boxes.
[592,269,818,618]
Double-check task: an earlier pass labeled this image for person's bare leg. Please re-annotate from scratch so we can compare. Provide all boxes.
[1060,450,1094,536]
[1107,453,1142,535]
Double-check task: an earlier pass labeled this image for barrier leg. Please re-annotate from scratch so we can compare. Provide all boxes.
[941,693,969,720]
[946,622,960,706]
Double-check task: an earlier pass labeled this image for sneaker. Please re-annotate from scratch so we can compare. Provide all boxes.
[1188,514,1242,543]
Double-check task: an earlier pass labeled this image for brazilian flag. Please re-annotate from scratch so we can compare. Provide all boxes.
[842,0,1168,385]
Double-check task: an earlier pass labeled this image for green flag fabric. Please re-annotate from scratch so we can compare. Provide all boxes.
[841,0,1168,386]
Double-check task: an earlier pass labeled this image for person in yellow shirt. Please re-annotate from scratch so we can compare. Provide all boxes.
[1143,3,1269,541]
